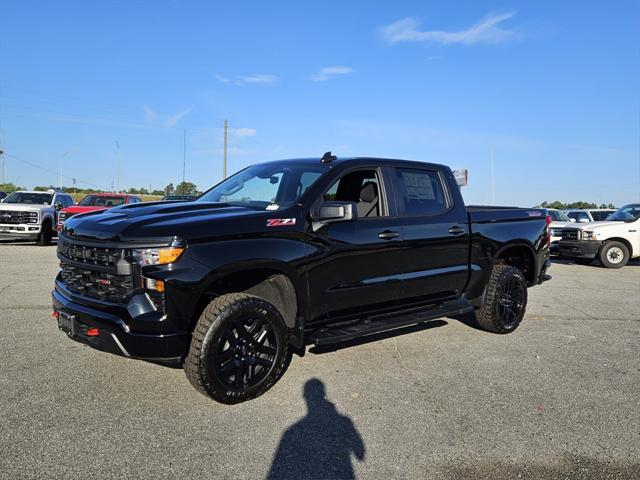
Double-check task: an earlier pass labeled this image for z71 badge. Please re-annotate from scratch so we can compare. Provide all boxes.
[266,218,296,227]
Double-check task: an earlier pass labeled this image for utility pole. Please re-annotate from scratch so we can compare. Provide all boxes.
[182,129,186,183]
[223,118,228,179]
[59,158,63,190]
[115,141,121,193]
[490,147,496,205]
[0,129,4,184]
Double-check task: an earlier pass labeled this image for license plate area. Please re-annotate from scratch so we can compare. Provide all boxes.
[57,311,76,336]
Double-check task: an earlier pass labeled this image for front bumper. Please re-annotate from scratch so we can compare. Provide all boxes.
[0,223,41,239]
[52,286,190,363]
[558,240,602,258]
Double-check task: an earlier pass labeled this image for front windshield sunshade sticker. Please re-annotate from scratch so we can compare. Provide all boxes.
[267,218,296,227]
[527,211,543,217]
[266,204,280,211]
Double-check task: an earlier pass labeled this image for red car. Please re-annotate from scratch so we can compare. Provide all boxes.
[57,193,142,231]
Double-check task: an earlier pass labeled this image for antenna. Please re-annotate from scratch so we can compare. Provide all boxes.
[321,151,337,163]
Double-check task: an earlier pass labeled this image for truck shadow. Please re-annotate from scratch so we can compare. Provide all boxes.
[309,320,447,354]
[266,378,365,480]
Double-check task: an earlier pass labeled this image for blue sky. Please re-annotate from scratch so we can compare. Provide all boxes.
[1,0,638,206]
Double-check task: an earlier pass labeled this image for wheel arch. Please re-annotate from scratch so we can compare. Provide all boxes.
[600,237,634,258]
[194,263,303,332]
[493,242,537,284]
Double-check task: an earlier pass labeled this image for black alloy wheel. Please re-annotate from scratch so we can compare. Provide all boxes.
[211,315,278,390]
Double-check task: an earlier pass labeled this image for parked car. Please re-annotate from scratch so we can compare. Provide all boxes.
[57,193,142,231]
[562,208,616,223]
[0,190,74,245]
[547,209,574,255]
[161,195,197,201]
[53,155,551,404]
[558,203,640,268]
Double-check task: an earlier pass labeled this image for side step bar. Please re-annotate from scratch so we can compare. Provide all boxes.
[309,300,474,346]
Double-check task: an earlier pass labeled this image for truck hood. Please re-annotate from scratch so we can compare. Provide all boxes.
[570,221,624,231]
[62,201,296,242]
[0,203,51,212]
[62,205,108,215]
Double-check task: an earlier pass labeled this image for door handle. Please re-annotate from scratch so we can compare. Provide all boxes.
[378,230,399,240]
[448,225,465,235]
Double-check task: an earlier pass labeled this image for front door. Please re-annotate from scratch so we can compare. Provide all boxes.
[304,168,404,324]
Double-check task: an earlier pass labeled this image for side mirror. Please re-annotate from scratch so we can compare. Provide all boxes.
[311,201,357,230]
[54,201,63,211]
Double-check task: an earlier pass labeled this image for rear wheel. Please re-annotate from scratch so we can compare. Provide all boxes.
[475,264,528,334]
[599,241,629,269]
[184,293,291,404]
[36,220,53,246]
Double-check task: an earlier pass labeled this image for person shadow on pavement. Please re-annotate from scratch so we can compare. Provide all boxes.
[266,378,365,480]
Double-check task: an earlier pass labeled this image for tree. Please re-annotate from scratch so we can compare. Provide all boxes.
[151,189,165,196]
[164,183,174,196]
[175,181,197,196]
[0,182,25,194]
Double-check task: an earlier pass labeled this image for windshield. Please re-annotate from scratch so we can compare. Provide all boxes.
[198,162,326,207]
[79,195,126,207]
[606,205,640,222]
[3,192,53,205]
[549,210,571,222]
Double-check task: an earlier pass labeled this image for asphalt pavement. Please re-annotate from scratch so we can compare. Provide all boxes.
[0,241,638,479]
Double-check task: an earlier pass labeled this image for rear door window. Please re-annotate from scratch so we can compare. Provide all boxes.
[393,168,448,216]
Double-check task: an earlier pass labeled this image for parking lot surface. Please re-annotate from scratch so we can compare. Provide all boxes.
[1,242,639,479]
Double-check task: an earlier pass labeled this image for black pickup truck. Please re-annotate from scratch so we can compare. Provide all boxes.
[53,154,551,403]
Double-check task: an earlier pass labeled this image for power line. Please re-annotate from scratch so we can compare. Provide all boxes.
[3,152,107,190]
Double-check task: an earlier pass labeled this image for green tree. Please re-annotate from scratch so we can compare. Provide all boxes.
[164,183,174,196]
[175,181,197,196]
[0,182,25,194]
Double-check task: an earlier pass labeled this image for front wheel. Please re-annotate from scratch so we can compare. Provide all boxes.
[475,264,528,334]
[599,241,629,269]
[36,221,53,246]
[184,293,291,404]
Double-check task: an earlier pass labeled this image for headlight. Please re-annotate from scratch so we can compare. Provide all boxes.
[582,231,597,240]
[132,246,185,265]
[550,228,560,236]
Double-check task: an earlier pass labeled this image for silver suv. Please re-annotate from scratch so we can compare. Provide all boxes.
[0,190,74,245]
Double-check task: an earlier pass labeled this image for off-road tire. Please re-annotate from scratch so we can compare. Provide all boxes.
[36,220,53,246]
[475,264,528,334]
[184,293,291,404]
[599,241,629,269]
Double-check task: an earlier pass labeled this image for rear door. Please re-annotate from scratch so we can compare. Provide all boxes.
[391,166,470,304]
[305,167,405,322]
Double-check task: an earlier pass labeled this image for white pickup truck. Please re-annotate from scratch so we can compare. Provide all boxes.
[0,190,74,245]
[558,204,640,268]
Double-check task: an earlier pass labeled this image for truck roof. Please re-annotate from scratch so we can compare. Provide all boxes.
[262,156,447,170]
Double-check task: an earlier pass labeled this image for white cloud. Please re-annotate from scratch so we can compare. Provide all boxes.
[230,127,256,137]
[240,74,279,84]
[310,66,354,82]
[215,74,231,83]
[164,107,192,127]
[142,106,157,123]
[382,12,517,46]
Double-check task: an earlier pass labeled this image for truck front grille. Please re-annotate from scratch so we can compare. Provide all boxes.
[58,240,123,268]
[561,229,580,241]
[59,263,135,303]
[0,210,39,224]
